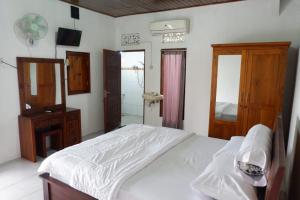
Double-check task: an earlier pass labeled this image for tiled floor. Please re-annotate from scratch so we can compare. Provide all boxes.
[121,114,143,126]
[0,158,43,200]
[0,132,103,200]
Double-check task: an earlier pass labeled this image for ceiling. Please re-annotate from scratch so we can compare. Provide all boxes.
[60,0,242,18]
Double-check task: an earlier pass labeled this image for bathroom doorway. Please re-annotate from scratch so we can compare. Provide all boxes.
[121,50,145,126]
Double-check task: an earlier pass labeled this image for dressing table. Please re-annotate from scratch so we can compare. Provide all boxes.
[17,57,82,162]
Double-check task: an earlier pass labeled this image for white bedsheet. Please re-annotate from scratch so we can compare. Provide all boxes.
[38,124,192,200]
[117,135,227,200]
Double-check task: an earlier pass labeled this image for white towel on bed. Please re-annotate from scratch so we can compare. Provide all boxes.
[235,124,272,172]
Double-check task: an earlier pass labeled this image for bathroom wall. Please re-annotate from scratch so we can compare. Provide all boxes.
[121,52,145,117]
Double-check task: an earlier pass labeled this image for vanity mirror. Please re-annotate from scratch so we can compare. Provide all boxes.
[17,57,65,115]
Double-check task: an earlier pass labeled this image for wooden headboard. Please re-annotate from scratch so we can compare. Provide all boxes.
[289,117,300,199]
[264,114,286,200]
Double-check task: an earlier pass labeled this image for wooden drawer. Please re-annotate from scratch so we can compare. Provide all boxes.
[66,110,80,120]
[64,109,82,147]
[35,117,64,132]
[50,118,64,126]
[35,120,50,130]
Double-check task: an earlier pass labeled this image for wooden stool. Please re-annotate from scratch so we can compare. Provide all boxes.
[36,129,63,158]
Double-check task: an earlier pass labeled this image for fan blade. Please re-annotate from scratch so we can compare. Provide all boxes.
[37,25,48,32]
[21,17,32,32]
[35,16,48,28]
[33,16,42,25]
[30,30,40,40]
[38,30,47,39]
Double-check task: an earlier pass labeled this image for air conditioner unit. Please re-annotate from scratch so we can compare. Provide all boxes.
[150,19,190,36]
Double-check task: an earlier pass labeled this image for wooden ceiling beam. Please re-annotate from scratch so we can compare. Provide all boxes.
[59,0,243,18]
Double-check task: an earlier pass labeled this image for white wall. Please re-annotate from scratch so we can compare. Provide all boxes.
[216,55,241,104]
[0,0,115,164]
[115,0,300,135]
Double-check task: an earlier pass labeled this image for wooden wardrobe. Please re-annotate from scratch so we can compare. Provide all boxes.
[209,42,290,140]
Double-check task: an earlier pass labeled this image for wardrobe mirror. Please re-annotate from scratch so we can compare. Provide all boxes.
[215,55,242,121]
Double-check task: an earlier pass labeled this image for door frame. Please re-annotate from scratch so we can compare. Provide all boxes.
[120,49,146,124]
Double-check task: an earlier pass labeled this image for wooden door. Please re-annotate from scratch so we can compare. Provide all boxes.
[242,49,286,133]
[103,49,121,133]
[208,49,246,140]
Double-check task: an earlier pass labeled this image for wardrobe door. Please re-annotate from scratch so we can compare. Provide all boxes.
[209,49,246,140]
[242,48,286,133]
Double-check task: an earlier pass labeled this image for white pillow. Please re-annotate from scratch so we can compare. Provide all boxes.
[191,150,257,200]
[213,136,244,158]
[235,124,272,175]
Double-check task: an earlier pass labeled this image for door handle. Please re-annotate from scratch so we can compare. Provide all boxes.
[104,90,111,98]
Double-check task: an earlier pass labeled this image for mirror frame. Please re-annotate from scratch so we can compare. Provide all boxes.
[17,57,66,115]
[208,48,247,137]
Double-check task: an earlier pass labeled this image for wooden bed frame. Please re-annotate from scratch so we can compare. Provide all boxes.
[40,115,286,200]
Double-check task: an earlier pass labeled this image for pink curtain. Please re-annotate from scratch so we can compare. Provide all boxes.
[162,51,186,129]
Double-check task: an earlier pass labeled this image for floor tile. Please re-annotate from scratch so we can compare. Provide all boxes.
[0,131,101,200]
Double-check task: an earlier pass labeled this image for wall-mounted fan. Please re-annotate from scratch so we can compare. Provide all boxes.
[14,13,48,46]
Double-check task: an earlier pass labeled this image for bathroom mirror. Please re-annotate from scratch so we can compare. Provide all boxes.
[215,55,242,121]
[17,57,65,115]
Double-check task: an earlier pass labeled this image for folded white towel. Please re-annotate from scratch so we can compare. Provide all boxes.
[213,136,245,158]
[235,124,272,172]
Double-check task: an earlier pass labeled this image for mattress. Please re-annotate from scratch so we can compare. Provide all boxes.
[39,125,227,200]
[117,135,227,200]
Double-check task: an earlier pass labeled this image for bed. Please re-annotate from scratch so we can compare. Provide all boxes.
[39,115,286,200]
